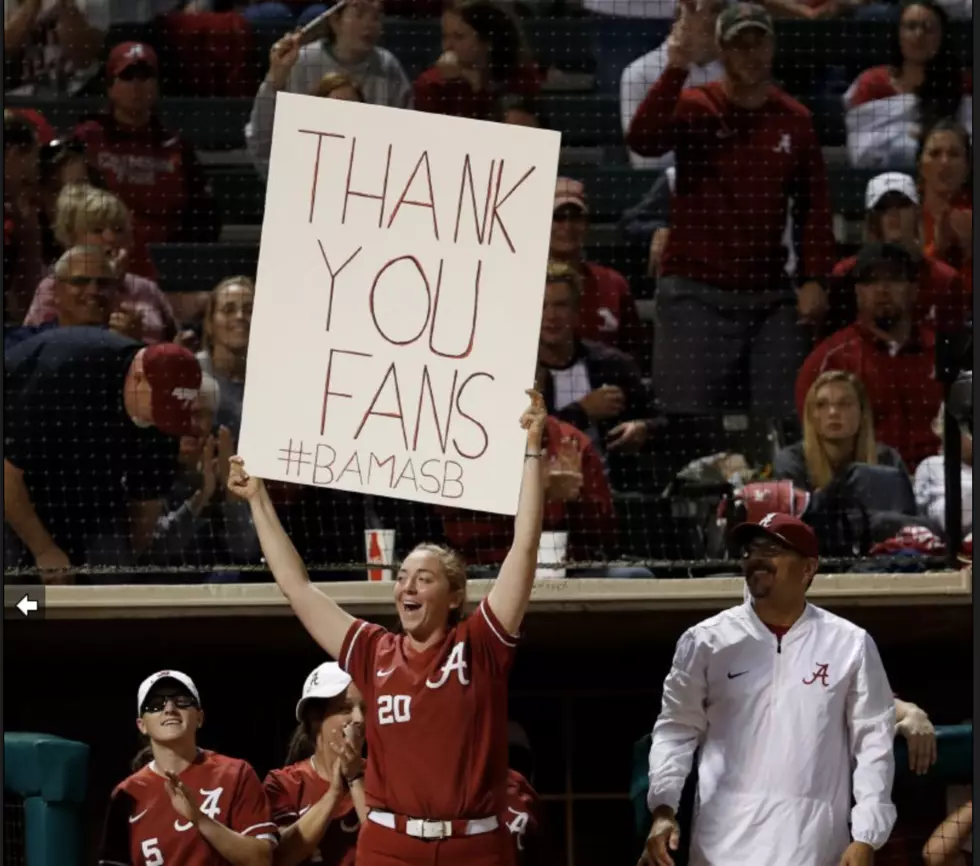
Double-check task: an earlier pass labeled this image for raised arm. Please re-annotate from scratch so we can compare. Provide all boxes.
[227,457,354,660]
[486,390,548,636]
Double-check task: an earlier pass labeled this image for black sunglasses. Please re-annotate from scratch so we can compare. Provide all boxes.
[141,693,199,715]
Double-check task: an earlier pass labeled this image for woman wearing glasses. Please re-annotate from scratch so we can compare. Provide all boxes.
[97,670,278,866]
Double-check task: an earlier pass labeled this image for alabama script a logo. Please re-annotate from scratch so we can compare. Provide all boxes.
[802,663,830,687]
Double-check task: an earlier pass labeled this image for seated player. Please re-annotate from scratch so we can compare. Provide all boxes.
[264,662,367,866]
[228,390,547,866]
[97,670,277,866]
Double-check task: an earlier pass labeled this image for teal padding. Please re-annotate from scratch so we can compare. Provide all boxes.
[4,733,91,866]
[4,732,90,803]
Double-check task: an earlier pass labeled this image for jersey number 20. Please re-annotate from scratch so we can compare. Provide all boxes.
[378,695,411,725]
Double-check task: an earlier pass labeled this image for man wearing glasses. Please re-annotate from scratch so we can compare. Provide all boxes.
[640,513,897,866]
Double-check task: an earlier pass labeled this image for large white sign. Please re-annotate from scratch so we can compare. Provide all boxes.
[239,93,561,515]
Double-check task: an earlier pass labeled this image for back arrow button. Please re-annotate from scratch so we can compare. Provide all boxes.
[16,595,39,616]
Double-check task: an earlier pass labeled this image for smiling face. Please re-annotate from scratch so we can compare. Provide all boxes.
[394,547,465,642]
[136,683,202,747]
[741,535,816,608]
[314,684,366,753]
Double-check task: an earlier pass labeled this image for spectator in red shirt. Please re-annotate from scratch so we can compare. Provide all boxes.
[797,242,943,471]
[919,118,972,301]
[550,177,650,369]
[73,42,219,281]
[627,1,835,418]
[827,172,969,334]
[414,0,541,121]
[441,415,617,567]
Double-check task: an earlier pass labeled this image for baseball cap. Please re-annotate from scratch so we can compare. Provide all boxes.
[295,662,352,721]
[865,172,919,211]
[137,670,201,714]
[717,3,773,43]
[554,177,587,214]
[141,343,202,437]
[107,42,159,79]
[852,241,919,285]
[729,513,819,559]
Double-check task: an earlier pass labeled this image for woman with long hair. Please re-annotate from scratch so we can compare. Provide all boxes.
[97,670,277,866]
[414,0,540,122]
[774,370,906,491]
[196,275,254,442]
[844,0,970,169]
[227,389,547,866]
[264,663,367,866]
[918,118,972,295]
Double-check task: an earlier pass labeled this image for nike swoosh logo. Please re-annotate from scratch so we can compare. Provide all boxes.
[727,671,749,679]
[129,809,148,823]
[376,667,395,678]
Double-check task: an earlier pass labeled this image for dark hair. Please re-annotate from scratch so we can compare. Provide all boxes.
[4,111,38,152]
[916,116,973,188]
[892,0,962,132]
[448,0,529,87]
[132,736,154,771]
[853,241,920,284]
[285,696,340,765]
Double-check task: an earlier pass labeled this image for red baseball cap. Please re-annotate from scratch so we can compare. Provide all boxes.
[141,343,202,437]
[729,513,819,559]
[107,42,158,79]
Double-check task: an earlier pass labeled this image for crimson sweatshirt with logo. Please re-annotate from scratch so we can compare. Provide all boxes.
[626,66,836,293]
[73,112,220,281]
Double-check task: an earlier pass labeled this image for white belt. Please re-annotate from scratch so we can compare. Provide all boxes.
[368,810,499,840]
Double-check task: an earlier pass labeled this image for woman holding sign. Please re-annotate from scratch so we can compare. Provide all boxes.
[227,389,547,866]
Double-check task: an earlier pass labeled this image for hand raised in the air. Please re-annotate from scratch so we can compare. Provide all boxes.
[226,456,263,501]
[520,388,547,452]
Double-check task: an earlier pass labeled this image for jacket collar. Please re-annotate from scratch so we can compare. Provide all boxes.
[742,598,816,644]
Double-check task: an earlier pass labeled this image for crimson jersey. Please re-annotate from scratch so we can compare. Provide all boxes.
[263,759,360,865]
[98,750,277,866]
[503,769,546,866]
[339,598,517,820]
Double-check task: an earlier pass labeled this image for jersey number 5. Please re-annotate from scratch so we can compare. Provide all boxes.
[378,694,411,725]
[141,838,163,866]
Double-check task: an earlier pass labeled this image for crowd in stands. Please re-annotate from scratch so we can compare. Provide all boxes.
[2,0,973,584]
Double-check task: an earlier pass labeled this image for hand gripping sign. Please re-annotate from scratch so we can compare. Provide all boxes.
[239,94,561,515]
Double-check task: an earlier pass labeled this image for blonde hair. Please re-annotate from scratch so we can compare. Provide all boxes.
[201,275,255,353]
[408,543,467,625]
[311,72,363,100]
[545,260,582,306]
[54,184,131,249]
[802,371,878,490]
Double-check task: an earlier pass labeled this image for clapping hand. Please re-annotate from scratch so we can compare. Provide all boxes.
[165,772,202,827]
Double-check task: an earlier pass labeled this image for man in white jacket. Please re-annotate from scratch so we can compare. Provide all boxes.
[642,513,897,866]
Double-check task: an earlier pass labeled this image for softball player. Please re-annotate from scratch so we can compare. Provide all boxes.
[228,389,547,865]
[264,662,366,865]
[98,670,277,866]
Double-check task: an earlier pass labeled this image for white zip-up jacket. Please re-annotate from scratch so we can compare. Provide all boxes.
[647,601,897,866]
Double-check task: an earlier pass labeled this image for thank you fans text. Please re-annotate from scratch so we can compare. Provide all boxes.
[239,93,561,515]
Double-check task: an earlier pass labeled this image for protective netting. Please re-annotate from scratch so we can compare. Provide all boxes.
[2,793,26,866]
[3,1,972,584]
